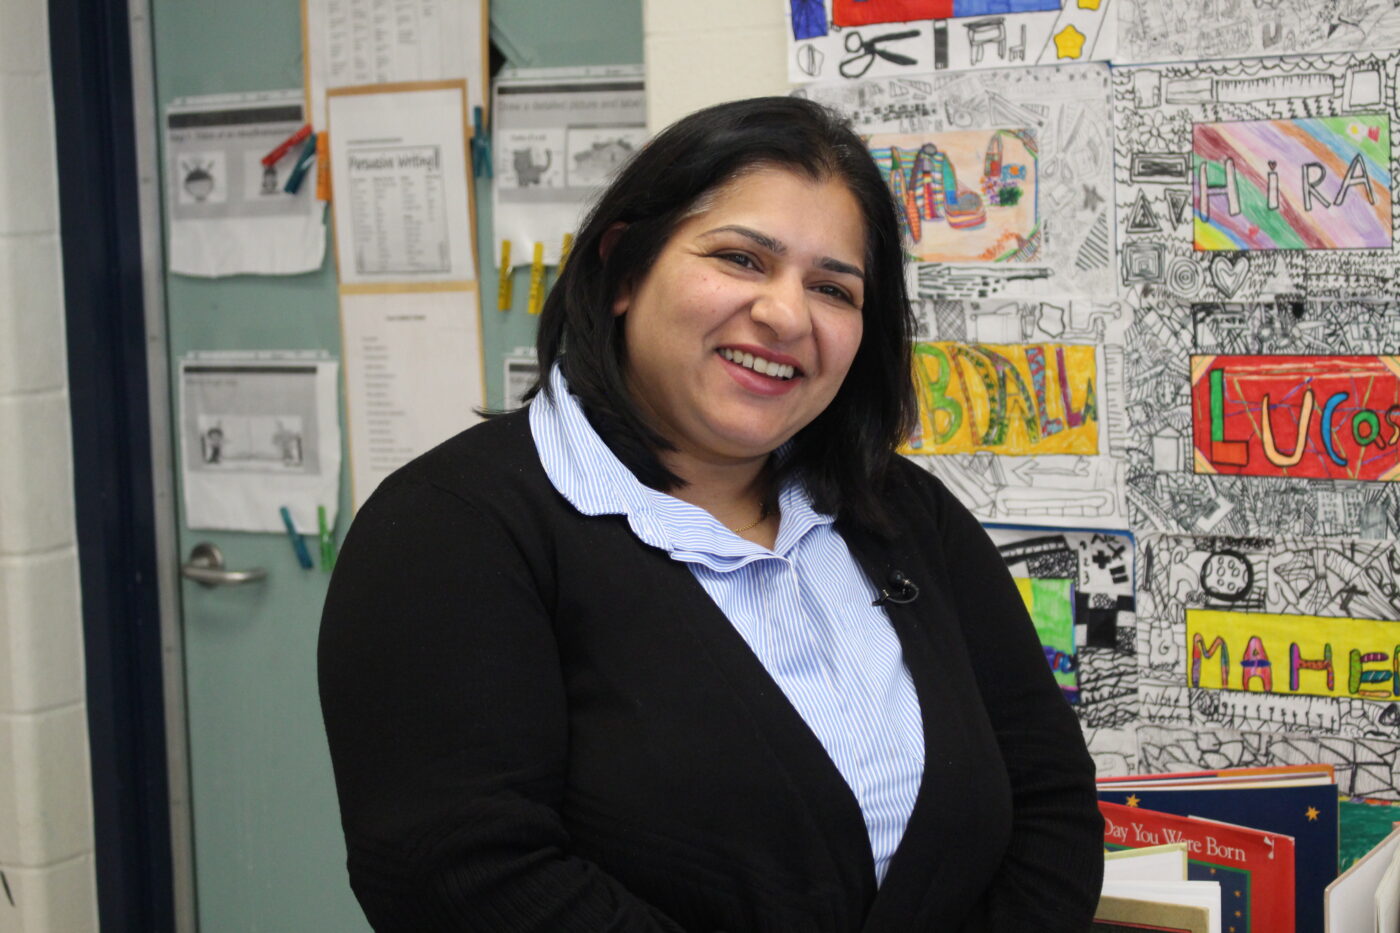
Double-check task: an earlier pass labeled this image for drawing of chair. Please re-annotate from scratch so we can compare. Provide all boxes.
[965,17,1006,66]
[1008,24,1027,62]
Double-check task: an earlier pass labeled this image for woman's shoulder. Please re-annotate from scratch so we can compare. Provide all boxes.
[883,454,954,514]
[362,407,553,519]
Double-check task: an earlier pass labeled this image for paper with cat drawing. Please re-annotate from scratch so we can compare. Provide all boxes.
[491,65,647,266]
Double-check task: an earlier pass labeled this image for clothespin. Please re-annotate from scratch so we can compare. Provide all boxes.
[527,242,546,315]
[497,240,513,310]
[472,106,492,178]
[314,132,331,201]
[559,232,575,274]
[262,123,311,167]
[283,133,318,194]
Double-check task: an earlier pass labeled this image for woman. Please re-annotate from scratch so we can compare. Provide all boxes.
[319,96,1103,932]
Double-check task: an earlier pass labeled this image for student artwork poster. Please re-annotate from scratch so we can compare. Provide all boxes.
[783,0,1115,81]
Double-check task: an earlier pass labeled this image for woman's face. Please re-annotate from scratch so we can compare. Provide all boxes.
[614,166,867,472]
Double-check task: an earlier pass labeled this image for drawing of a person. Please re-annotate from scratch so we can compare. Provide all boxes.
[202,426,224,464]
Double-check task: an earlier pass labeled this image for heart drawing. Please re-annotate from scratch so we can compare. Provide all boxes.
[1210,254,1249,298]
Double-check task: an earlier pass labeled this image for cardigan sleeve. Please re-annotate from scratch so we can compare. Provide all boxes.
[929,481,1105,932]
[318,475,686,933]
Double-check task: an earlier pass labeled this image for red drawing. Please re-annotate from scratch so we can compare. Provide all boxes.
[833,0,953,27]
[1191,355,1400,482]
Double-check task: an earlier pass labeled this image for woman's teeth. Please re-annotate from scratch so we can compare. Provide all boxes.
[719,348,796,380]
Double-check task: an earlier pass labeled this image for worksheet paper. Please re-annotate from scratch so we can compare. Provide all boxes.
[303,0,488,129]
[340,289,484,508]
[327,83,476,286]
[178,353,341,533]
[502,348,539,411]
[492,65,647,266]
[164,91,326,277]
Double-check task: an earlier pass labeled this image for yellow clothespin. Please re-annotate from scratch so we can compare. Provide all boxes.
[527,242,546,315]
[497,240,513,311]
[559,232,575,274]
[314,132,331,201]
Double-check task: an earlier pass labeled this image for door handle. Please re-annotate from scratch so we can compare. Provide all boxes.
[180,542,267,588]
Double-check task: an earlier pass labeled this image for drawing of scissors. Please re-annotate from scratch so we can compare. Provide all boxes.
[839,29,921,79]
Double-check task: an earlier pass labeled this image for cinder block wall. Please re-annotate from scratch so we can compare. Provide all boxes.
[0,0,99,929]
[642,0,789,133]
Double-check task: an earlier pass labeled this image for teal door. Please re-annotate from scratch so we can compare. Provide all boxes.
[147,1,641,928]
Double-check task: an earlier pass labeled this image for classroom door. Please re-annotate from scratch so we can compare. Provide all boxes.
[148,0,642,928]
[150,0,372,926]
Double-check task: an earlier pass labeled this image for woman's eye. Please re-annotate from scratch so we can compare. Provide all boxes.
[815,283,854,303]
[718,252,757,269]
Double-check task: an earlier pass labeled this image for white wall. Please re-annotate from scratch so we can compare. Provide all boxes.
[642,0,789,133]
[0,0,100,929]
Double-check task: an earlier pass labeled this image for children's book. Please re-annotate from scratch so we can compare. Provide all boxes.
[1105,843,1191,883]
[1098,765,1336,933]
[1093,894,1212,933]
[1324,824,1400,933]
[1100,801,1296,933]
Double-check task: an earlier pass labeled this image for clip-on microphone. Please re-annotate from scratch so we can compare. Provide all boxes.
[872,570,919,607]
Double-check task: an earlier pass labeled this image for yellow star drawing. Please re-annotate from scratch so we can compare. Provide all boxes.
[1306,806,1320,821]
[1125,794,1140,807]
[1078,0,1103,8]
[1053,24,1087,59]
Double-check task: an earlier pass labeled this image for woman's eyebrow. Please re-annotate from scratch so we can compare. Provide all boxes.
[701,225,865,278]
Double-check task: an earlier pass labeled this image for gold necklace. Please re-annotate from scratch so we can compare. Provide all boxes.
[731,503,770,535]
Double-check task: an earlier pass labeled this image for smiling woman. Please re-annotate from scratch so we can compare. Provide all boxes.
[319,97,1104,932]
[613,167,867,538]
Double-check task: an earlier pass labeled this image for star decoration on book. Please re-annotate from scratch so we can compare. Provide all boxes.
[1125,794,1140,807]
[1305,805,1320,821]
[1053,24,1086,59]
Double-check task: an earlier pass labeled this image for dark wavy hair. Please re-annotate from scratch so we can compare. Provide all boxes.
[530,95,916,534]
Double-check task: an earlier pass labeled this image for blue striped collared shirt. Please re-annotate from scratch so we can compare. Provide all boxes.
[529,365,925,883]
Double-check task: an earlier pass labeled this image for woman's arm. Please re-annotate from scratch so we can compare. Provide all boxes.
[930,482,1104,932]
[319,476,685,932]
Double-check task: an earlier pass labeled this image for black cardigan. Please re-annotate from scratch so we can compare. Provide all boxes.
[318,409,1103,932]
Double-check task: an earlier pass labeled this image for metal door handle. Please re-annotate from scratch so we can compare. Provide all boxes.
[180,542,267,588]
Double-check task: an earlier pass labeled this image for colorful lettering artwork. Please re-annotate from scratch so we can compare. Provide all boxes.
[1114,53,1400,302]
[1186,609,1400,702]
[869,129,1040,263]
[905,341,1098,456]
[1190,355,1400,482]
[1193,116,1393,251]
[831,0,1060,26]
[1015,576,1079,702]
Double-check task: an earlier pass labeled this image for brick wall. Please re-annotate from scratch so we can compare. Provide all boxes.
[0,0,99,928]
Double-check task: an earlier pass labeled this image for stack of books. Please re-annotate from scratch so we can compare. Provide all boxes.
[1094,764,1338,933]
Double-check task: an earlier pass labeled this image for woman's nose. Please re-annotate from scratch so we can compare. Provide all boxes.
[750,274,812,341]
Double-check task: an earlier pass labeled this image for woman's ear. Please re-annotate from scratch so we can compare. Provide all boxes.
[599,223,630,316]
[599,222,627,263]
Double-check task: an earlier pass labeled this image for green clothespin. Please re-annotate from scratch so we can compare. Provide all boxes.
[472,106,492,178]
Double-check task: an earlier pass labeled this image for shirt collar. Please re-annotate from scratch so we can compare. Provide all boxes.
[529,363,834,570]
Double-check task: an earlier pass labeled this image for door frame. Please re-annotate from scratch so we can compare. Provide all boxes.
[48,0,194,927]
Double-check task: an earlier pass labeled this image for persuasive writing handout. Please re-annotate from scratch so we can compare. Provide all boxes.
[327,82,476,286]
